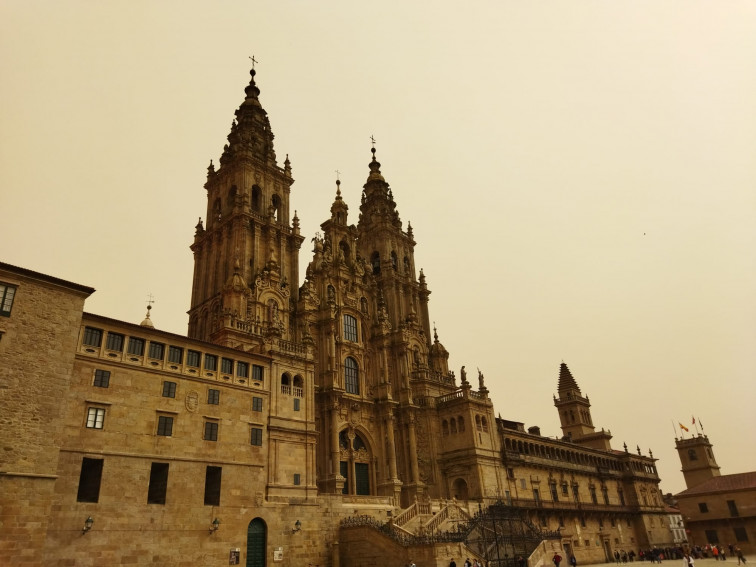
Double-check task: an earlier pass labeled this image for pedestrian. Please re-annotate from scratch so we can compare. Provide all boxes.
[735,547,746,566]
[553,552,563,567]
[465,558,472,567]
[518,556,527,567]
[570,555,577,567]
[683,552,695,567]
[450,559,457,567]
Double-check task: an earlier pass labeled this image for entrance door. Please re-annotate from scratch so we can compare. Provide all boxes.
[246,518,266,567]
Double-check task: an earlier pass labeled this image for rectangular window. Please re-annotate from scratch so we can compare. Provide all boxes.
[106,332,124,351]
[252,397,263,412]
[520,478,526,490]
[237,361,249,378]
[186,350,201,367]
[572,485,580,502]
[293,473,301,486]
[86,407,105,429]
[590,487,598,504]
[168,346,183,364]
[252,364,264,382]
[157,415,173,436]
[148,342,165,360]
[0,283,17,317]
[204,421,218,441]
[533,488,541,504]
[83,326,103,347]
[705,529,720,544]
[251,427,263,446]
[127,337,145,356]
[147,463,169,505]
[602,487,610,505]
[727,500,739,517]
[559,516,565,528]
[504,490,512,505]
[208,389,220,405]
[162,381,176,398]
[293,398,300,411]
[343,314,358,342]
[77,457,104,502]
[699,502,709,513]
[221,358,233,374]
[93,369,110,388]
[561,483,569,496]
[618,489,626,506]
[550,484,559,502]
[204,466,222,506]
[734,527,749,542]
[204,354,217,371]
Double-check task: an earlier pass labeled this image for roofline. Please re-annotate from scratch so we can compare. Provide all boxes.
[0,261,95,297]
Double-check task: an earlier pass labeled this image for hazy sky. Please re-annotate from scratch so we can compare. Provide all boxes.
[2,1,755,495]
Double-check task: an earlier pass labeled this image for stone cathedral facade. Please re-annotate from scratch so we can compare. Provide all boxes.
[0,69,673,567]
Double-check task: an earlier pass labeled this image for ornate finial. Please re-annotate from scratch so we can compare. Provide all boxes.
[207,160,215,175]
[649,449,653,458]
[407,221,413,239]
[146,293,155,309]
[637,445,641,456]
[335,171,342,197]
[370,134,377,149]
[623,442,628,453]
[433,322,438,342]
[249,55,258,69]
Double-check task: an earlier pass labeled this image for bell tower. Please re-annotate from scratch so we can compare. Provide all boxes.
[554,362,612,450]
[188,69,304,349]
[675,433,721,489]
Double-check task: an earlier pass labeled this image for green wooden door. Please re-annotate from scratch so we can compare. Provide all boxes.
[246,518,266,567]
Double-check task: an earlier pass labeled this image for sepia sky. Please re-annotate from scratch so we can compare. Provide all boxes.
[2,1,755,495]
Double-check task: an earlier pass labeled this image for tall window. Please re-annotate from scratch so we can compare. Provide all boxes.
[727,500,739,517]
[252,364,264,382]
[204,421,219,441]
[106,332,124,351]
[147,463,169,504]
[157,415,173,436]
[148,342,165,360]
[82,327,103,347]
[343,314,358,342]
[77,457,104,502]
[208,389,220,405]
[252,397,263,412]
[0,283,17,316]
[127,337,145,356]
[162,381,176,398]
[86,407,105,429]
[550,483,559,502]
[204,354,217,371]
[186,350,201,367]
[93,369,110,388]
[251,427,263,446]
[237,362,249,378]
[168,346,183,364]
[204,466,222,506]
[221,358,233,374]
[590,486,598,504]
[344,357,359,394]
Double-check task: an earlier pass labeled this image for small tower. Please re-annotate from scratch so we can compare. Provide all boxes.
[675,433,721,489]
[553,362,612,450]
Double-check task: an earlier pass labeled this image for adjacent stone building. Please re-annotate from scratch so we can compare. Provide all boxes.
[0,69,673,567]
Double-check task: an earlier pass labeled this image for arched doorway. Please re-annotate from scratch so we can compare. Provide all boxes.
[339,430,372,495]
[452,478,469,500]
[246,518,266,567]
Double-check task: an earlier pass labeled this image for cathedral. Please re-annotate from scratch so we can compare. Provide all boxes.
[0,68,673,567]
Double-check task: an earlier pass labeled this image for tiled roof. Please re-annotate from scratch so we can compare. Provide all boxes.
[676,471,756,496]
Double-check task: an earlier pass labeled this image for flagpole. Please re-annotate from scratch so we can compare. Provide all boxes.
[699,417,705,434]
[672,420,679,439]
[693,415,700,436]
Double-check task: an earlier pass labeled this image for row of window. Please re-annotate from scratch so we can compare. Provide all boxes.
[78,458,303,506]
[698,499,740,517]
[441,415,490,436]
[85,406,264,444]
[705,527,750,544]
[508,474,628,507]
[82,327,264,380]
[0,282,16,317]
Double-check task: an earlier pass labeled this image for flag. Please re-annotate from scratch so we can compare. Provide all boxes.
[692,416,696,425]
[679,423,689,432]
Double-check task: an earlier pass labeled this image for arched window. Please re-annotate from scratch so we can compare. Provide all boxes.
[390,251,398,270]
[281,372,291,395]
[482,418,489,433]
[371,252,380,275]
[450,418,457,434]
[251,185,262,213]
[212,198,222,221]
[343,314,358,342]
[339,240,350,263]
[344,357,359,394]
[458,416,465,432]
[293,375,304,397]
[271,194,281,222]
